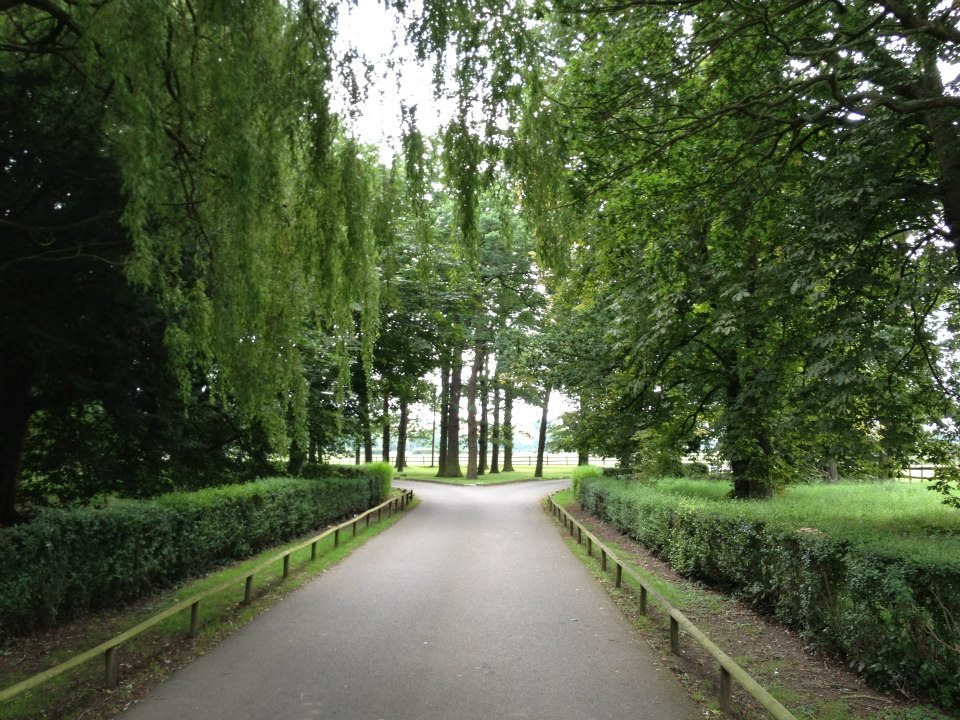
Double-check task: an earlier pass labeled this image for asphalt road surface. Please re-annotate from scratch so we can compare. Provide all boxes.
[121,480,699,720]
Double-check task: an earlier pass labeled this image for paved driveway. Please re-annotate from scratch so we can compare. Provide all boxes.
[121,479,699,720]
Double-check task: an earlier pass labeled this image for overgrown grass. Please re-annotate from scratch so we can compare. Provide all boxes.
[0,495,417,720]
[637,478,960,562]
[396,464,575,485]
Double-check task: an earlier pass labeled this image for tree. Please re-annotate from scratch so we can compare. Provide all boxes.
[1,2,387,520]
[512,0,960,497]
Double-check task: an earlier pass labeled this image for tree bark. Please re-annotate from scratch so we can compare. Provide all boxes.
[441,349,463,477]
[502,385,514,472]
[437,359,449,476]
[308,437,318,464]
[478,350,489,475]
[466,342,482,480]
[381,393,390,463]
[535,383,551,478]
[359,375,373,463]
[354,436,361,465]
[0,364,34,525]
[395,396,409,472]
[287,439,306,476]
[490,377,501,474]
[430,387,437,468]
[726,372,775,499]
[577,398,588,466]
[363,426,373,463]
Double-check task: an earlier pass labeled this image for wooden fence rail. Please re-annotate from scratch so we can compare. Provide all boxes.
[548,494,798,720]
[0,489,415,704]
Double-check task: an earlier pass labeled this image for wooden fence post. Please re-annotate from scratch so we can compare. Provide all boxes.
[283,553,290,578]
[244,575,254,605]
[189,601,200,638]
[720,666,732,714]
[670,617,681,655]
[334,529,340,548]
[615,563,622,588]
[104,646,119,689]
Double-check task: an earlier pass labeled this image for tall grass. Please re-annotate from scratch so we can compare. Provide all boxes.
[620,478,960,566]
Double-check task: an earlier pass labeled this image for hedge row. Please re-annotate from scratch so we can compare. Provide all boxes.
[577,476,960,707]
[0,470,388,640]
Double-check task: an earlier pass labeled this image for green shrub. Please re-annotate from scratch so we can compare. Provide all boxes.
[299,463,368,480]
[362,462,394,502]
[571,464,603,495]
[0,475,375,640]
[577,476,960,706]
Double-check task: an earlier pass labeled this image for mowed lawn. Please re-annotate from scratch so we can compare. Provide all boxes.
[396,464,575,485]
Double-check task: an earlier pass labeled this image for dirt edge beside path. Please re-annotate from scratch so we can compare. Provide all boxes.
[552,498,956,720]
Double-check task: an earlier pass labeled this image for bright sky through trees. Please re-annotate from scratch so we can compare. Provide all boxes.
[334,0,454,159]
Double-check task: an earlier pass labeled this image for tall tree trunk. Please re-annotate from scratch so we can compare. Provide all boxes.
[395,396,409,472]
[478,350,489,475]
[726,372,774,499]
[0,365,33,525]
[437,359,449,476]
[441,350,463,477]
[354,436,361,465]
[308,437,318,464]
[250,423,274,476]
[357,366,374,463]
[577,399,588,466]
[466,342,482,480]
[430,385,437,467]
[535,384,551,478]
[502,385,514,472]
[823,455,838,483]
[381,393,390,463]
[363,425,373,463]
[490,378,501,474]
[920,56,960,263]
[287,439,306,476]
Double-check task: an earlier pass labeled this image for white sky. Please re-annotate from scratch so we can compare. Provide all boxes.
[333,0,456,159]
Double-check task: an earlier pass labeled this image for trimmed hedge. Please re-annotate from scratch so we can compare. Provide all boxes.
[578,477,960,707]
[0,473,379,640]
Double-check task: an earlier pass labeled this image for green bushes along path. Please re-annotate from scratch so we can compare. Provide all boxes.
[577,476,960,707]
[0,468,390,640]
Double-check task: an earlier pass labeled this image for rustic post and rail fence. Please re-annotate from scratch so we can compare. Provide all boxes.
[0,489,415,704]
[548,493,798,720]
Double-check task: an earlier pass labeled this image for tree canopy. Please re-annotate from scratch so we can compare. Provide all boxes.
[3,0,960,518]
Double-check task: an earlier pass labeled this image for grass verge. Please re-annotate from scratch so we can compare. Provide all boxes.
[546,490,957,720]
[0,494,419,720]
[396,465,574,485]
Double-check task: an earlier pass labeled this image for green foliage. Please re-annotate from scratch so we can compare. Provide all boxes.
[928,466,960,510]
[570,464,602,495]
[510,0,960,499]
[362,462,394,502]
[0,475,378,640]
[578,476,960,706]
